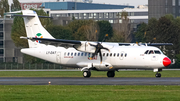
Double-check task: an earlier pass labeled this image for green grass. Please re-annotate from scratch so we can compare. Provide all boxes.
[0,70,180,77]
[0,85,180,101]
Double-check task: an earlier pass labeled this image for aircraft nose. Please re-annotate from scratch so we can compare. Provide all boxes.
[163,57,171,67]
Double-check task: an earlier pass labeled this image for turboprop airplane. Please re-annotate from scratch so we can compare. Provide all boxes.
[12,10,172,78]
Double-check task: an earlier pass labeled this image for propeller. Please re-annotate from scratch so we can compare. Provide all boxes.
[89,34,110,64]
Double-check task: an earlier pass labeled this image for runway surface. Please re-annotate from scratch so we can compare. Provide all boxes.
[0,77,180,85]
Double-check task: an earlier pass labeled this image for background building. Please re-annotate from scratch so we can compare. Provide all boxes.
[149,0,180,19]
[20,2,43,10]
[0,18,23,63]
[50,8,148,31]
[41,1,134,10]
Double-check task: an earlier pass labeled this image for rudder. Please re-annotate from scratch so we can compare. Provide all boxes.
[22,10,54,48]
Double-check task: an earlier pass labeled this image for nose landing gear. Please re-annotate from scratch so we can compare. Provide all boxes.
[154,69,162,78]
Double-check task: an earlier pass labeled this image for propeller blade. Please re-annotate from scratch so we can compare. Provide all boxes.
[99,50,102,64]
[101,34,108,43]
[90,48,99,60]
[102,47,110,51]
[88,34,110,63]
[89,43,97,47]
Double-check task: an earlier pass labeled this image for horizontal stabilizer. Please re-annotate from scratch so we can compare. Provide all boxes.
[13,15,52,18]
[13,15,35,17]
[20,36,29,39]
[38,16,52,18]
[147,43,173,46]
[6,10,22,14]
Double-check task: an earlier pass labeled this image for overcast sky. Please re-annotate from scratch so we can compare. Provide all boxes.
[8,0,148,7]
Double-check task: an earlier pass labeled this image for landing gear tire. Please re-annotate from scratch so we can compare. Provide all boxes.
[107,71,115,77]
[83,71,91,78]
[155,73,161,78]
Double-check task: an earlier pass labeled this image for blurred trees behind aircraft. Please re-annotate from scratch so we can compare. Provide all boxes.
[111,11,132,42]
[11,0,21,11]
[0,0,9,17]
[67,19,113,41]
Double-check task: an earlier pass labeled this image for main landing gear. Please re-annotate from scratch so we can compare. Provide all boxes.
[155,72,161,78]
[107,71,115,77]
[83,71,115,78]
[83,71,91,78]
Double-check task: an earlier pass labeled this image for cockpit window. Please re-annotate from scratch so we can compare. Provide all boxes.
[144,50,149,54]
[154,50,161,54]
[149,50,154,54]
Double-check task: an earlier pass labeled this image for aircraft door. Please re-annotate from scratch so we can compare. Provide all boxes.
[56,52,61,63]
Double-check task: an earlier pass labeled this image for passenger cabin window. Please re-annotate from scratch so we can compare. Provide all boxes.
[71,53,73,56]
[68,52,70,56]
[121,53,123,57]
[81,53,83,56]
[114,53,116,57]
[103,53,105,57]
[78,53,80,56]
[74,53,77,56]
[154,50,161,54]
[125,53,127,57]
[85,53,87,56]
[117,53,119,57]
[106,53,109,57]
[110,53,112,57]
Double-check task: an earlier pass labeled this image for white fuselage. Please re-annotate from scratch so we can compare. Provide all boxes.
[21,43,167,71]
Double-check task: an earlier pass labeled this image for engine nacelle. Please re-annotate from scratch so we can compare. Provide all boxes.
[74,42,114,53]
[74,42,96,53]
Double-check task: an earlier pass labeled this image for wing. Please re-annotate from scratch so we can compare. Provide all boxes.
[20,37,81,48]
[146,43,173,46]
[119,43,173,46]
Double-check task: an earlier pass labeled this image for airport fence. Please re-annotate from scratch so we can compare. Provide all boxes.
[0,63,73,70]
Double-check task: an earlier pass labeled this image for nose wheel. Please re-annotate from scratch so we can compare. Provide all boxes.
[155,72,161,78]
